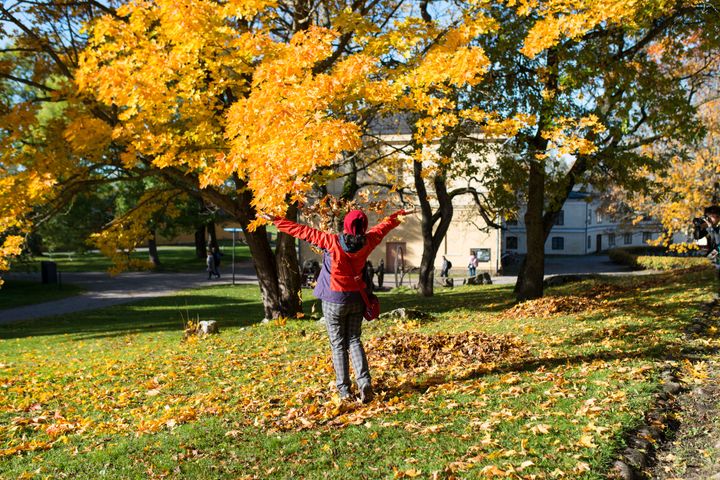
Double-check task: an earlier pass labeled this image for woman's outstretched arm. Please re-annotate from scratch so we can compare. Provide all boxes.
[268,216,335,250]
[366,209,415,249]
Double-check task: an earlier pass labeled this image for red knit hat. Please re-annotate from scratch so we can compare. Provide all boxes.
[343,210,368,235]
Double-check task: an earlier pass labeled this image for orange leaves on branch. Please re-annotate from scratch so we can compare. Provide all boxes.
[0,235,24,286]
[519,0,661,58]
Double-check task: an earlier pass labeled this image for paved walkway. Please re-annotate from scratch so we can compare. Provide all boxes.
[0,264,257,325]
[485,254,645,285]
[1,254,646,325]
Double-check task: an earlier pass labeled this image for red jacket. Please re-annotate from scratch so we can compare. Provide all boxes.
[273,213,401,293]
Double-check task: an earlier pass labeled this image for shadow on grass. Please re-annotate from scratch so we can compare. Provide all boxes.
[0,293,266,341]
[374,271,715,399]
[378,285,516,315]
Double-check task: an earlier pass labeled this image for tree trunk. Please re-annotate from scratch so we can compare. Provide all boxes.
[207,221,219,250]
[414,159,454,297]
[190,182,302,320]
[194,225,206,259]
[148,229,161,268]
[243,225,288,319]
[275,203,302,314]
[514,161,546,300]
[514,47,558,302]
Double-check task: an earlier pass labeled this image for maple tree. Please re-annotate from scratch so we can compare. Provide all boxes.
[450,0,720,300]
[623,63,720,247]
[0,0,482,315]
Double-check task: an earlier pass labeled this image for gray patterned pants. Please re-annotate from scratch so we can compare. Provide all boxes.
[322,300,370,396]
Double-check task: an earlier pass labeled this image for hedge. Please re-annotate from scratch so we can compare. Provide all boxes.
[608,246,709,271]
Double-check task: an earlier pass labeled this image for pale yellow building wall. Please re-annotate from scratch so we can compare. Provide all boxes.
[298,207,501,275]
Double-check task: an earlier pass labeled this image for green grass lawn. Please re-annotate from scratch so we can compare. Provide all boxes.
[0,280,85,310]
[0,267,717,479]
[10,243,252,274]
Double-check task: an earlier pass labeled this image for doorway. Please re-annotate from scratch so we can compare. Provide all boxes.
[596,234,602,253]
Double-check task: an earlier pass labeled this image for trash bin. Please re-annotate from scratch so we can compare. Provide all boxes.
[40,261,58,284]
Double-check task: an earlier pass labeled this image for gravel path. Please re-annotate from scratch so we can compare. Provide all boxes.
[0,263,258,325]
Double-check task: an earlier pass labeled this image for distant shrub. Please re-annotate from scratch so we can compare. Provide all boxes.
[635,255,708,270]
[609,247,709,271]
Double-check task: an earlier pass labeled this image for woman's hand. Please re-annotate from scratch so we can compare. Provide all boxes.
[390,207,417,219]
[398,207,418,216]
[258,213,275,221]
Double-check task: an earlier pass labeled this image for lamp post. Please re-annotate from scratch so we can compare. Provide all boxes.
[223,227,243,285]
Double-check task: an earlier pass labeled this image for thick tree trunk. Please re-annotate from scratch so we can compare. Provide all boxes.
[243,225,288,319]
[148,229,161,268]
[414,160,454,297]
[514,47,558,302]
[275,204,302,314]
[194,225,206,259]
[514,162,545,300]
[207,221,219,251]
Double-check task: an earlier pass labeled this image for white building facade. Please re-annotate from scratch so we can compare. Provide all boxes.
[503,191,663,255]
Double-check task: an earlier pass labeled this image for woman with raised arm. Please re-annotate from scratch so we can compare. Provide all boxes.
[264,208,412,402]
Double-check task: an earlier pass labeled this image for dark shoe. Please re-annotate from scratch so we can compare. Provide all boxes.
[359,384,374,404]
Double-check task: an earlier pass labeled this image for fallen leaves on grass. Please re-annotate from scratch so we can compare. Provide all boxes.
[500,295,603,319]
[270,332,529,431]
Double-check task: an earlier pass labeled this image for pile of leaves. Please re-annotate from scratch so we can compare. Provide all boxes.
[583,283,629,300]
[273,332,528,432]
[500,295,602,319]
[366,331,527,372]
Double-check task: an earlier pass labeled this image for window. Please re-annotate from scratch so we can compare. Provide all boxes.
[609,233,616,247]
[551,237,564,250]
[506,236,518,250]
[553,210,565,226]
[643,232,652,242]
[596,210,603,224]
[472,248,491,262]
[587,209,593,225]
[587,236,592,249]
[624,233,633,245]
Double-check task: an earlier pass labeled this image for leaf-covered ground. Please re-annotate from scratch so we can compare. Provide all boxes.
[0,267,717,479]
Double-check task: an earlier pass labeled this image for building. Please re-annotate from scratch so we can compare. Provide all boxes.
[296,121,504,277]
[503,191,663,255]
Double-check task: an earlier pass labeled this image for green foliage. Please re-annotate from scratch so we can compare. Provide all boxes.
[36,190,115,253]
[12,245,250,274]
[609,246,709,271]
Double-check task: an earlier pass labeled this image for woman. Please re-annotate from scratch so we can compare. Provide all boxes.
[266,208,412,402]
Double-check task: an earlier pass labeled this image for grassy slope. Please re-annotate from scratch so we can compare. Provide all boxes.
[0,268,716,479]
[0,281,85,310]
[10,244,252,274]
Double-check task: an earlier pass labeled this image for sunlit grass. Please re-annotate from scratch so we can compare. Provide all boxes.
[0,268,717,479]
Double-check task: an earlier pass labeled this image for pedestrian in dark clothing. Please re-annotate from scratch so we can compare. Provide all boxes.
[702,206,720,286]
[376,259,385,289]
[366,260,375,291]
[440,256,451,277]
[211,247,222,278]
[266,209,412,402]
[206,249,217,280]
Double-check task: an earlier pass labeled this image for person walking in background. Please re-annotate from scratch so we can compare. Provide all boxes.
[206,249,218,280]
[440,255,451,277]
[366,260,375,291]
[376,259,385,289]
[265,208,413,402]
[211,246,222,278]
[468,252,478,277]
